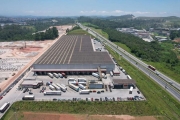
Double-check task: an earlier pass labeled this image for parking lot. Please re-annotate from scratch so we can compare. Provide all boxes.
[15,73,145,101]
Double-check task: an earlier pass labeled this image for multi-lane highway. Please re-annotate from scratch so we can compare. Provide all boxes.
[78,23,180,101]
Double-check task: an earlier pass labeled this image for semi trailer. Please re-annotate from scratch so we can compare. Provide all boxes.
[44,91,61,95]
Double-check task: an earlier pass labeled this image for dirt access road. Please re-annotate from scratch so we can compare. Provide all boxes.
[23,112,157,120]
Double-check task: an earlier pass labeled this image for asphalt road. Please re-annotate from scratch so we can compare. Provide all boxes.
[78,23,180,101]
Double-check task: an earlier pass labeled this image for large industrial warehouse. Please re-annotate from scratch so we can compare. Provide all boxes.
[33,35,115,75]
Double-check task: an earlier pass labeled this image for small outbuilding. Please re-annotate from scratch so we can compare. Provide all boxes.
[21,80,43,89]
[112,79,136,89]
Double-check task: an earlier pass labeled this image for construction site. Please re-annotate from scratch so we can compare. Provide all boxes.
[0,25,72,92]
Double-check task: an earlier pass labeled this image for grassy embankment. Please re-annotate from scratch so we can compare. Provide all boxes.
[67,28,94,38]
[82,22,109,39]
[2,46,180,120]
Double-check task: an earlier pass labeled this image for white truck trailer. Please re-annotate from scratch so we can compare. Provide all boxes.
[47,73,53,78]
[61,84,67,90]
[78,81,86,85]
[127,75,132,79]
[58,73,63,78]
[129,86,133,94]
[77,78,86,82]
[52,83,61,90]
[56,83,66,92]
[79,90,90,94]
[53,73,59,78]
[92,73,99,78]
[44,91,61,95]
[49,85,55,90]
[110,71,113,77]
[69,83,79,92]
[79,84,86,90]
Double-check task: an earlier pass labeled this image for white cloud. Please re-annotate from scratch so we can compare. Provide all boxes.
[80,10,151,15]
[113,10,124,13]
[134,11,150,14]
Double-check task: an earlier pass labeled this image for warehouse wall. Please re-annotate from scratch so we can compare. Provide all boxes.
[33,63,115,73]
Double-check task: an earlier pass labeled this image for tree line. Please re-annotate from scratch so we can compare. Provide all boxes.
[0,25,59,41]
[34,27,58,40]
[170,30,180,40]
[0,25,33,41]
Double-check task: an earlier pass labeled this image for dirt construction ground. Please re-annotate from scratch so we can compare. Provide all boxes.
[23,112,157,120]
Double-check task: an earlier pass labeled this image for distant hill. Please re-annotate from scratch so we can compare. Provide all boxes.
[105,14,135,20]
[136,16,180,21]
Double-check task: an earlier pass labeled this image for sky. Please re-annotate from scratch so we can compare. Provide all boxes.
[0,0,180,17]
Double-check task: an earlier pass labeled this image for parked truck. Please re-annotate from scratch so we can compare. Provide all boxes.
[56,83,66,92]
[49,85,55,90]
[110,71,113,77]
[127,75,132,79]
[58,73,63,78]
[44,91,61,95]
[92,73,99,78]
[47,73,53,78]
[129,86,133,94]
[79,90,90,94]
[53,73,59,78]
[78,81,86,85]
[77,78,86,82]
[52,83,61,90]
[61,84,67,90]
[79,84,86,90]
[61,73,67,78]
[69,83,79,92]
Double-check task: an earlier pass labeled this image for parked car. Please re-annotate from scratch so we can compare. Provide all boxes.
[53,98,57,101]
[97,91,101,94]
[137,91,140,94]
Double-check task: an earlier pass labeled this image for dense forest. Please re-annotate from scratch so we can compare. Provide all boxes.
[0,25,59,41]
[34,27,58,40]
[27,17,74,31]
[0,25,34,41]
[78,17,179,67]
[170,30,180,40]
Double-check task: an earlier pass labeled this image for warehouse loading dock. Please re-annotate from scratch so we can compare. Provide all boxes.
[112,79,136,89]
[33,35,115,74]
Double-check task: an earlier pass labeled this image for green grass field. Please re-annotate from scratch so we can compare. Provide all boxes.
[2,46,180,120]
[67,28,94,38]
[82,22,109,39]
[82,22,99,28]
[89,27,109,39]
